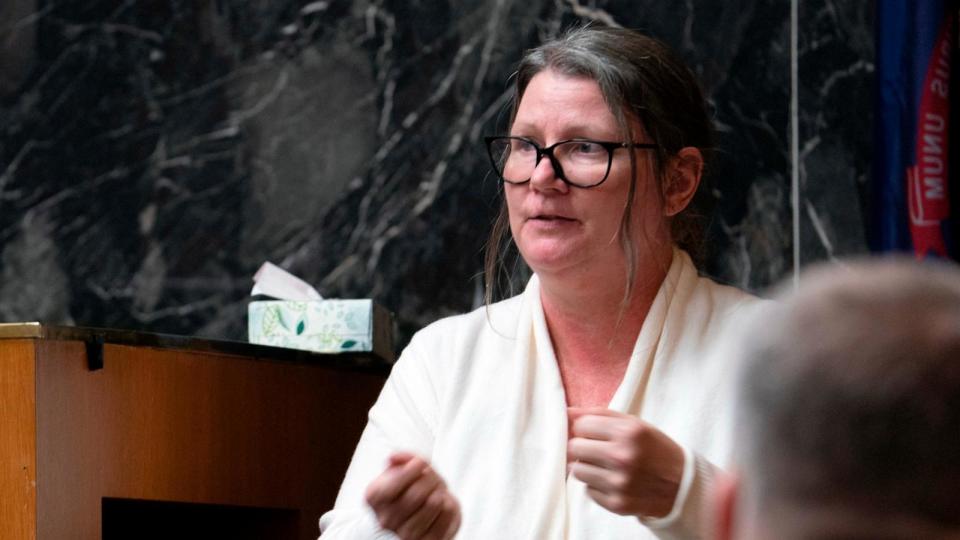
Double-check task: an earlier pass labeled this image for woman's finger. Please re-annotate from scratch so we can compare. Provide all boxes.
[569,413,633,441]
[365,457,427,508]
[393,488,444,539]
[441,496,462,540]
[568,406,625,419]
[382,468,442,530]
[569,459,626,493]
[567,437,623,470]
[422,493,460,540]
[585,485,634,516]
[388,451,417,466]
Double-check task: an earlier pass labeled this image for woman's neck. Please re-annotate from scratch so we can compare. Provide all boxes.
[539,265,665,358]
[537,248,673,407]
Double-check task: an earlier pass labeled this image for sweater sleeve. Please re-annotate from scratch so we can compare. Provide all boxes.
[637,291,770,539]
[639,447,720,540]
[318,332,441,538]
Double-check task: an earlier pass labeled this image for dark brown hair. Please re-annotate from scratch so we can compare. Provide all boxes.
[483,26,715,304]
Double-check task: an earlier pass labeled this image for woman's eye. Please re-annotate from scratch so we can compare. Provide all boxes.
[511,139,537,153]
[573,142,602,154]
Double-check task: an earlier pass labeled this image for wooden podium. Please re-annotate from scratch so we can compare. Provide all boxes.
[0,323,390,540]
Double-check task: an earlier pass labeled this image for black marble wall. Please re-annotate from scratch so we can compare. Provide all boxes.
[0,0,873,350]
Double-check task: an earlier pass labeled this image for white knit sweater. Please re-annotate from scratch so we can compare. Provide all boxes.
[320,249,764,539]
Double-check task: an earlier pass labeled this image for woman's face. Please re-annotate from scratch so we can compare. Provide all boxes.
[505,70,668,280]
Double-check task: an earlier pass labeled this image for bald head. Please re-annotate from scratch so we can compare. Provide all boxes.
[731,259,960,539]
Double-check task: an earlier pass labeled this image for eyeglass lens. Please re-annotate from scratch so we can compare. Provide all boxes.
[489,138,611,187]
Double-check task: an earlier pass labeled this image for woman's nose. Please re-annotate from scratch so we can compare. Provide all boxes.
[529,154,568,192]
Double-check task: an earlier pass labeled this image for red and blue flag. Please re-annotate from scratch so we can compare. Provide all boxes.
[874,1,957,260]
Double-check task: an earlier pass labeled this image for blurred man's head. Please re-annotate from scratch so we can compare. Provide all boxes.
[717,259,960,540]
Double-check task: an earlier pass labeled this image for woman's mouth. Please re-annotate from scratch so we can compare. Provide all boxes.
[526,215,579,231]
[530,214,576,222]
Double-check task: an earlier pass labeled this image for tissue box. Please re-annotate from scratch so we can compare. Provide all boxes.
[248,300,394,362]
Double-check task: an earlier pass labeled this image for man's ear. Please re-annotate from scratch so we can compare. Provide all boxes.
[713,471,739,540]
[663,146,703,217]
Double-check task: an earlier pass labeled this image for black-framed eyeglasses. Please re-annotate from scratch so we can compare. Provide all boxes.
[484,136,658,188]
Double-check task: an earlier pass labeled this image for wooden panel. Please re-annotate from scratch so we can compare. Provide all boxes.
[35,341,384,540]
[0,340,38,540]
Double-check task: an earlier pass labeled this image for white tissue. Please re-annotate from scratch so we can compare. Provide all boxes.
[251,262,323,301]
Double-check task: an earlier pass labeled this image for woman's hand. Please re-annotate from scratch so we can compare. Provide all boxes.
[364,451,461,540]
[567,407,685,519]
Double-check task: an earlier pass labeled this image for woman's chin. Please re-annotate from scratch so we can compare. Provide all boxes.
[518,245,589,276]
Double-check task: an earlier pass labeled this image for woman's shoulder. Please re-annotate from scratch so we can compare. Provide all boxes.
[695,274,765,305]
[388,293,529,394]
[695,274,771,319]
[672,249,769,321]
[678,275,776,361]
[406,291,528,355]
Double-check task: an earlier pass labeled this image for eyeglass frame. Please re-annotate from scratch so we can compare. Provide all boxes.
[484,136,659,188]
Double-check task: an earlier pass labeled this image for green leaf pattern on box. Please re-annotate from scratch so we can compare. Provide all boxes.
[248,300,373,353]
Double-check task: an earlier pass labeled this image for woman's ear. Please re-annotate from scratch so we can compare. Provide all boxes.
[663,147,703,217]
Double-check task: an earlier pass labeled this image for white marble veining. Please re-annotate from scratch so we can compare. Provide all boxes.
[0,0,874,350]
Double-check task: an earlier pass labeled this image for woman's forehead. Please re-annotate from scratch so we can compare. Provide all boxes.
[513,70,646,139]
[513,71,621,134]
[518,71,607,113]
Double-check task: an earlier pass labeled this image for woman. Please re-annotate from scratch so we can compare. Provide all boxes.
[320,27,764,539]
